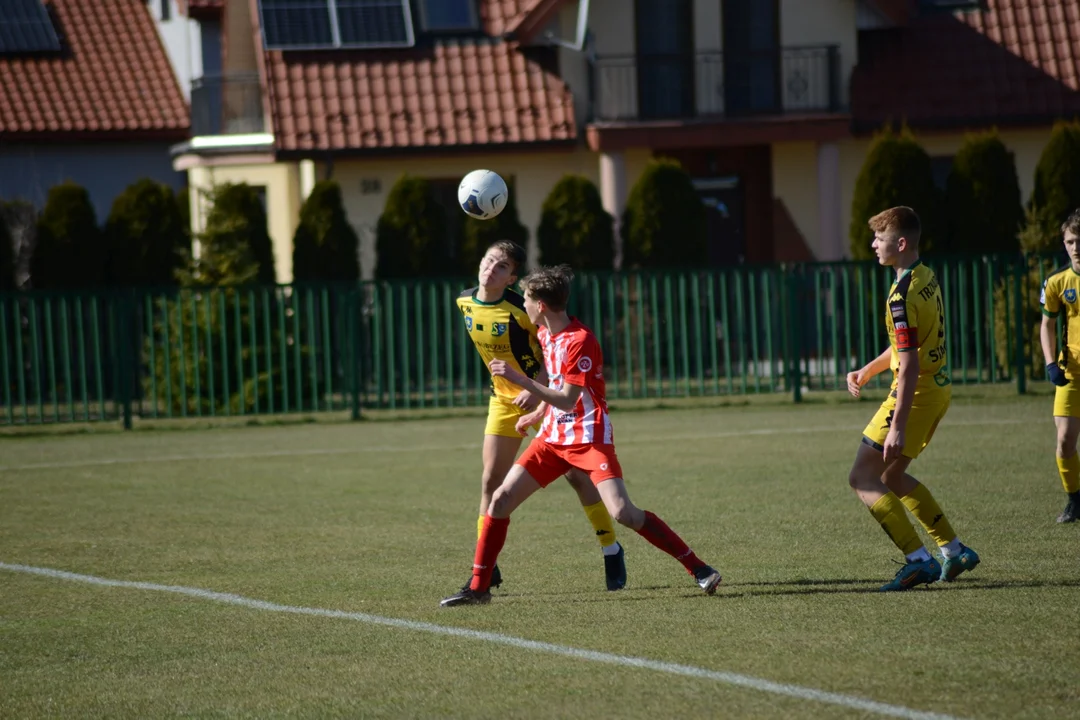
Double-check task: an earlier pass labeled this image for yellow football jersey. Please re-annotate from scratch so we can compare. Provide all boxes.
[1041,264,1080,378]
[885,261,951,394]
[455,287,543,399]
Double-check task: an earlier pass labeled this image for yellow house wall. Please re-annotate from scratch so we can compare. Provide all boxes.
[187,163,301,283]
[590,0,634,56]
[772,141,822,257]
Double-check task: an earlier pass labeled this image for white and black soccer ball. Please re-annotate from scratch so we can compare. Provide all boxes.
[458,169,508,220]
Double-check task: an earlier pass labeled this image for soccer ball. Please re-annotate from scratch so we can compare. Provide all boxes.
[458,169,508,220]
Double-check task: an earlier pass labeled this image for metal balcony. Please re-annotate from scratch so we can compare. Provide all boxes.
[190,73,265,136]
[590,45,842,122]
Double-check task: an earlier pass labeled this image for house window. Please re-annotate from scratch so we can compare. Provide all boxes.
[417,0,478,32]
[635,0,694,119]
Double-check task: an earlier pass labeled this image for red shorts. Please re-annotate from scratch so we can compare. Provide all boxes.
[516,439,623,487]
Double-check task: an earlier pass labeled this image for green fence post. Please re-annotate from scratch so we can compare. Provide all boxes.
[117,291,134,430]
[351,290,362,421]
[1014,258,1026,394]
[789,268,803,403]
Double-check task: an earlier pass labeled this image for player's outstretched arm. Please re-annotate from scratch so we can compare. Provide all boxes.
[512,367,549,410]
[847,347,892,397]
[488,359,583,411]
[515,402,546,435]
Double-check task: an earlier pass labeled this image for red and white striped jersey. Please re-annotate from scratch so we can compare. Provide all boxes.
[537,319,614,446]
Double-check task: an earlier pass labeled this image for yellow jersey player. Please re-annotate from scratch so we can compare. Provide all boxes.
[1039,207,1080,524]
[846,207,980,590]
[454,241,626,591]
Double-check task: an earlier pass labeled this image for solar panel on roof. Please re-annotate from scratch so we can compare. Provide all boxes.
[258,0,414,50]
[417,0,478,32]
[336,0,414,46]
[0,0,62,54]
[260,0,334,49]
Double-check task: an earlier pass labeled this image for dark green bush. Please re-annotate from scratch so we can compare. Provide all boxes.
[621,158,706,268]
[0,205,13,291]
[1028,120,1080,250]
[105,178,188,287]
[945,131,1022,255]
[538,174,613,270]
[30,181,105,289]
[849,127,941,259]
[146,184,321,416]
[376,175,448,278]
[292,180,360,283]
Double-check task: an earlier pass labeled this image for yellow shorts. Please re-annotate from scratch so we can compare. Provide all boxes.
[484,394,542,438]
[862,390,950,460]
[1053,383,1080,418]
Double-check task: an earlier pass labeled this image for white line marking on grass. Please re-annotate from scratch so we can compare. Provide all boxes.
[0,416,1026,472]
[0,444,481,471]
[2,562,962,720]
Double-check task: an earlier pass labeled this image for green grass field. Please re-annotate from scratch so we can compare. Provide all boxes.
[2,389,1078,719]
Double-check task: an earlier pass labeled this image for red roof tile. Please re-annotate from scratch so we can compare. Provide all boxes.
[264,38,577,152]
[851,0,1080,132]
[0,0,189,140]
[479,0,538,37]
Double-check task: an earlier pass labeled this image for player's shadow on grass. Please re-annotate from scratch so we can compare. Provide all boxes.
[505,577,1080,601]
[722,576,1080,598]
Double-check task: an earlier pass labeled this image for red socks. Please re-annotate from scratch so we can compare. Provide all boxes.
[635,510,704,573]
[470,515,510,591]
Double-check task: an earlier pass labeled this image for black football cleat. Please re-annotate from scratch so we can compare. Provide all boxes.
[460,564,501,594]
[1057,497,1079,524]
[440,587,492,607]
[604,543,627,591]
[693,565,722,595]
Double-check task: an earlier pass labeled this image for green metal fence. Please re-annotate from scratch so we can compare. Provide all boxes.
[0,254,1065,428]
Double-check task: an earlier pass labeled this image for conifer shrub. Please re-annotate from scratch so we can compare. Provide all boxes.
[621,158,706,268]
[849,127,941,259]
[292,180,360,283]
[538,174,614,270]
[30,181,105,289]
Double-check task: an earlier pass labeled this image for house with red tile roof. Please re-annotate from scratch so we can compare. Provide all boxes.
[0,0,190,219]
[172,0,1080,282]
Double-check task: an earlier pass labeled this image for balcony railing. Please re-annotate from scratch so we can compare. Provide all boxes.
[590,46,841,122]
[190,74,265,136]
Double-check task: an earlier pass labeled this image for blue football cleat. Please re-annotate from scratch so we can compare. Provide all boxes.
[939,544,980,582]
[879,556,941,592]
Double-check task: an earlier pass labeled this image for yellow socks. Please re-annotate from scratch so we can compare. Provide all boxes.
[900,482,957,548]
[1057,453,1080,493]
[869,493,922,556]
[582,500,618,549]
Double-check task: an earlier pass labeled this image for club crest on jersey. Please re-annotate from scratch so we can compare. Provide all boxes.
[577,356,593,372]
[465,317,473,331]
[491,322,507,336]
[1066,288,1077,303]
